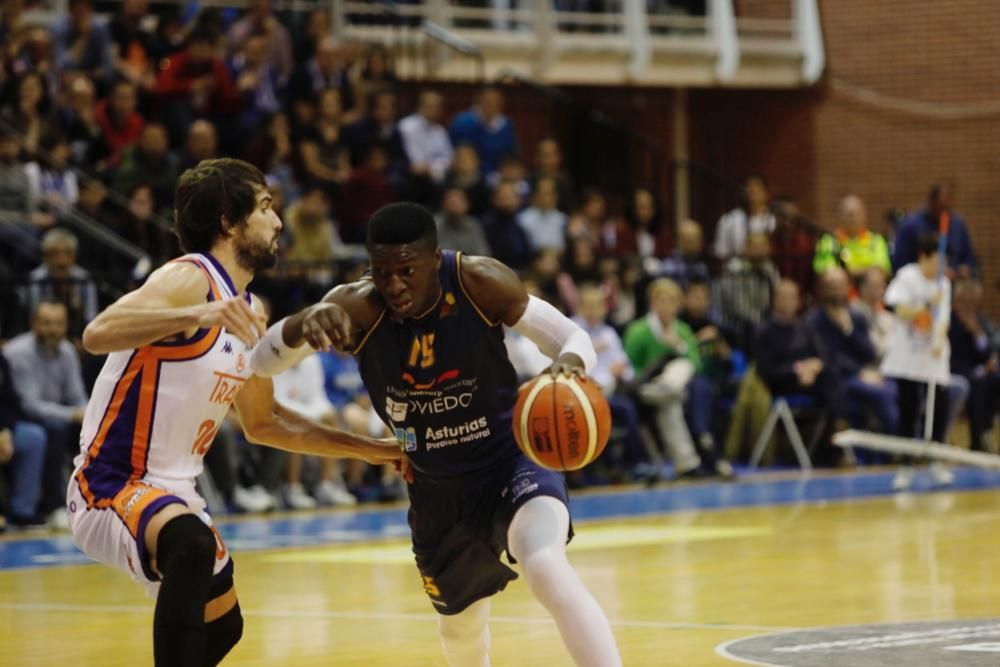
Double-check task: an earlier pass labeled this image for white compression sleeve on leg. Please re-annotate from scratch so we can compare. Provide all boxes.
[438,597,491,667]
[249,318,314,377]
[508,497,623,667]
[512,296,597,374]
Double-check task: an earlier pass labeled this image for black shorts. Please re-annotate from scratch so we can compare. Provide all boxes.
[407,453,572,615]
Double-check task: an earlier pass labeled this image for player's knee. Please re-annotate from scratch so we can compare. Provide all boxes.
[522,550,575,608]
[204,603,243,667]
[156,514,216,578]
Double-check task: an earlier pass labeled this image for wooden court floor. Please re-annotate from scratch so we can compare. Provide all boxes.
[2,482,999,666]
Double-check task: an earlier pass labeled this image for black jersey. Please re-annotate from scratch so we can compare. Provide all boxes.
[356,251,521,479]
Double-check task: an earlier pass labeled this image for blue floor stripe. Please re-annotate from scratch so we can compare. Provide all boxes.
[3,468,999,572]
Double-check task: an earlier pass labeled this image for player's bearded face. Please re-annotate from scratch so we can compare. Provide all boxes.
[234,196,281,272]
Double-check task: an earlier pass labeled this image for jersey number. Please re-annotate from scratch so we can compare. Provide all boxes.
[191,419,218,456]
[407,333,436,369]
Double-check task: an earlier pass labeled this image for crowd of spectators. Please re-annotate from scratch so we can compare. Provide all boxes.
[0,1,996,529]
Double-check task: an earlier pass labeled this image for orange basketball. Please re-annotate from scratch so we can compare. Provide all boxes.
[512,374,612,471]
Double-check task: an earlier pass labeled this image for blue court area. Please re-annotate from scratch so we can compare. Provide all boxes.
[4,467,1000,572]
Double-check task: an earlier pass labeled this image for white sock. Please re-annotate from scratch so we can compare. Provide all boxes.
[507,496,622,667]
[439,597,491,667]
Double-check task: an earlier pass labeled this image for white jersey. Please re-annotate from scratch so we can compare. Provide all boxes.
[880,263,951,384]
[73,253,256,507]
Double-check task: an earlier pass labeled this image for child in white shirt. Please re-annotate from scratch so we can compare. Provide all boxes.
[882,233,952,488]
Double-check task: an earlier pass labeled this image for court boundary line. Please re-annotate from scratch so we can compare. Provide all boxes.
[0,601,798,633]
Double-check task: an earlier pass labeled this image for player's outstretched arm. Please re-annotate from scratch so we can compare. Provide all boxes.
[459,255,597,376]
[251,281,380,376]
[82,262,267,354]
[233,374,406,468]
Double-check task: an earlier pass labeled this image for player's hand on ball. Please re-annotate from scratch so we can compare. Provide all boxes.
[548,352,586,378]
[300,302,353,351]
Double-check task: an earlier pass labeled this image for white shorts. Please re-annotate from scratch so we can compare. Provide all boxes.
[67,470,231,598]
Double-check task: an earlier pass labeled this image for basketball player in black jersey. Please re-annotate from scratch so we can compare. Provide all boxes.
[251,203,622,666]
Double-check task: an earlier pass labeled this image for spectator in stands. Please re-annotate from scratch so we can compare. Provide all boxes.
[490,155,532,206]
[245,112,297,199]
[180,119,218,171]
[352,44,398,115]
[813,194,891,279]
[283,188,341,284]
[0,341,47,529]
[339,142,397,244]
[518,176,567,253]
[52,0,112,85]
[449,85,518,177]
[893,182,977,278]
[226,0,293,86]
[950,279,1000,451]
[482,180,532,271]
[755,279,833,407]
[273,353,358,508]
[56,75,105,170]
[295,87,351,197]
[8,28,60,102]
[0,124,54,233]
[680,278,733,384]
[288,36,356,123]
[320,347,402,502]
[573,283,646,477]
[343,90,406,176]
[292,8,330,65]
[109,183,177,266]
[111,122,178,207]
[443,143,491,216]
[26,132,78,214]
[95,80,144,167]
[527,248,572,314]
[23,228,98,338]
[851,267,893,360]
[3,300,88,528]
[713,232,779,351]
[531,137,573,212]
[566,188,610,249]
[622,187,671,265]
[108,0,157,93]
[624,278,729,480]
[230,31,285,136]
[155,26,240,145]
[398,90,453,201]
[435,186,490,256]
[660,218,711,289]
[807,267,897,435]
[2,71,52,157]
[713,175,775,260]
[769,195,815,291]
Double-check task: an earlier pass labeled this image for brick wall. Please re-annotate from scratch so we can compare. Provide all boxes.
[405,2,1000,308]
[692,1,1000,309]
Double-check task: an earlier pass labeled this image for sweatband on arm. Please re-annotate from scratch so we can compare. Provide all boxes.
[512,295,597,374]
[249,318,315,377]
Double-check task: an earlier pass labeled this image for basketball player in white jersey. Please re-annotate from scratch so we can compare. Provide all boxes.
[66,159,403,666]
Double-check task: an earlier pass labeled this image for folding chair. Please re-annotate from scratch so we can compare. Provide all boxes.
[749,394,827,471]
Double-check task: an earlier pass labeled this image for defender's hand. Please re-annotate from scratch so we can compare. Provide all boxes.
[548,352,586,378]
[196,297,267,348]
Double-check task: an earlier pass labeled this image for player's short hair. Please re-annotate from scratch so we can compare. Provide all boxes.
[174,158,266,253]
[916,232,940,259]
[366,202,437,247]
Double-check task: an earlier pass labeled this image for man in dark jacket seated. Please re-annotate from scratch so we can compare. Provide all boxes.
[804,268,898,436]
[950,278,1000,451]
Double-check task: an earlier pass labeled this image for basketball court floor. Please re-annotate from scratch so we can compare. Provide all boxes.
[3,468,1000,666]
